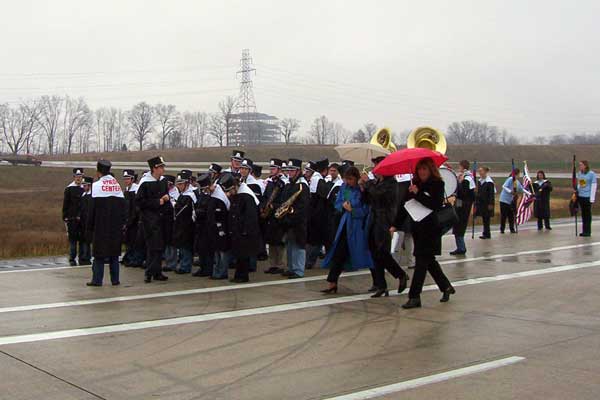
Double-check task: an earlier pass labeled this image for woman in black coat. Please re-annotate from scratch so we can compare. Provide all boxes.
[399,158,455,309]
[533,170,552,230]
[475,166,495,239]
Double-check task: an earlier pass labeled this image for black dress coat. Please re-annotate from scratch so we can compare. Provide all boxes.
[307,179,330,246]
[207,197,230,252]
[452,179,475,236]
[86,189,127,258]
[261,177,286,245]
[136,179,173,252]
[173,193,195,250]
[326,182,342,248]
[365,177,403,251]
[124,189,139,246]
[79,192,92,244]
[62,183,84,241]
[475,180,496,218]
[280,178,310,247]
[533,180,552,219]
[194,191,212,256]
[229,192,261,258]
[401,179,444,257]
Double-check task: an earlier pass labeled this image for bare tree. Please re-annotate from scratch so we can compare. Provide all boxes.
[155,104,179,149]
[351,122,377,143]
[208,113,227,147]
[0,104,27,155]
[128,102,154,151]
[62,97,92,154]
[309,115,332,145]
[447,120,512,145]
[189,111,208,147]
[217,96,237,146]
[36,95,63,154]
[331,122,349,145]
[280,118,300,144]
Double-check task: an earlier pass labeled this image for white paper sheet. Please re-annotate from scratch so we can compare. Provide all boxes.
[404,198,433,222]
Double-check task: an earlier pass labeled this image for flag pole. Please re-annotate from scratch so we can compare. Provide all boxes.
[471,160,478,239]
[570,155,579,236]
[511,158,518,234]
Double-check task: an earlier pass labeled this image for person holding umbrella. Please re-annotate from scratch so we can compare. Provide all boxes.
[375,148,455,309]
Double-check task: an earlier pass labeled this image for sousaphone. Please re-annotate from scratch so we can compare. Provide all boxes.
[370,128,397,152]
[407,126,447,154]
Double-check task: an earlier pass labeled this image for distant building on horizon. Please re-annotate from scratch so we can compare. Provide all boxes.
[230,112,281,146]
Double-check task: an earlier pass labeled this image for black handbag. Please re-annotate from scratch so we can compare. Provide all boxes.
[435,189,459,235]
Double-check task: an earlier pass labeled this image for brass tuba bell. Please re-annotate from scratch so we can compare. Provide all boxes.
[407,126,447,154]
[369,128,397,152]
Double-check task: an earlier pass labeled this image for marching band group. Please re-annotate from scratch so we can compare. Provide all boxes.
[62,150,597,309]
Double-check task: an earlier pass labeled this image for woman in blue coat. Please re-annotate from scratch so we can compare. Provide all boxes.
[321,166,373,294]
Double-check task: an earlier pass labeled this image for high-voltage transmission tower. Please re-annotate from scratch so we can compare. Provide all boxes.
[236,49,257,144]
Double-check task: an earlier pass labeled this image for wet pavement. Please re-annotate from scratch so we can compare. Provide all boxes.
[0,220,599,400]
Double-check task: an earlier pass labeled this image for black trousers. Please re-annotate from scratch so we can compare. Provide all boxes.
[369,233,406,290]
[579,197,592,235]
[145,249,163,278]
[408,254,451,299]
[234,257,250,280]
[537,217,551,230]
[481,213,491,238]
[500,202,516,233]
[327,229,349,283]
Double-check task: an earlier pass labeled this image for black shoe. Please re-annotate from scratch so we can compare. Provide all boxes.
[175,270,190,275]
[580,233,591,237]
[112,282,120,286]
[287,273,303,279]
[371,289,389,298]
[320,285,338,294]
[408,265,416,269]
[192,270,211,277]
[79,261,92,266]
[86,281,102,287]
[229,278,249,283]
[367,286,378,293]
[479,236,490,240]
[154,274,169,281]
[69,260,77,266]
[305,264,314,270]
[398,274,408,294]
[440,286,456,302]
[144,276,152,283]
[264,267,279,274]
[162,267,174,272]
[500,231,505,234]
[546,227,552,230]
[402,298,422,309]
[281,270,295,277]
[449,250,466,256]
[510,230,517,234]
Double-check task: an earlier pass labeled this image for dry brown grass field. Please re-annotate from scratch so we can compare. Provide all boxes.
[0,164,592,259]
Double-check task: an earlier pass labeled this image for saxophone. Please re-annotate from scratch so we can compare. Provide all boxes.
[260,183,281,219]
[275,184,303,219]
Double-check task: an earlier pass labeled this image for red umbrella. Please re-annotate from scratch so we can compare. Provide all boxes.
[372,148,448,176]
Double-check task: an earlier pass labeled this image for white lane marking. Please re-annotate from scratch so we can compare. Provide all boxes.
[323,356,526,400]
[1,241,599,314]
[0,260,599,346]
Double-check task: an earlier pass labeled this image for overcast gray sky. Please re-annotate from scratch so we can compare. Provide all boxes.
[1,0,599,139]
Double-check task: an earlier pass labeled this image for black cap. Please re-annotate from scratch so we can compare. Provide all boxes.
[83,176,93,185]
[286,159,303,170]
[147,156,166,169]
[341,160,355,167]
[217,172,236,192]
[97,159,112,175]
[164,175,176,184]
[252,164,263,177]
[72,168,84,176]
[180,169,193,177]
[197,173,211,189]
[269,158,284,168]
[209,163,222,173]
[176,170,192,183]
[316,158,329,172]
[304,161,317,172]
[240,158,254,169]
[231,150,245,161]
[371,156,386,165]
[123,169,135,178]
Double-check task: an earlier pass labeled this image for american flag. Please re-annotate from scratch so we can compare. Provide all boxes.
[516,162,535,225]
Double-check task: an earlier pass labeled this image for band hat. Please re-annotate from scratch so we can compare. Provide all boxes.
[341,160,355,166]
[164,175,176,184]
[231,150,245,161]
[197,173,211,189]
[304,161,316,172]
[240,158,254,169]
[316,158,330,172]
[209,163,223,173]
[96,159,112,175]
[72,168,84,176]
[180,169,193,177]
[176,170,192,183]
[281,161,289,170]
[83,176,93,185]
[147,156,166,169]
[287,158,303,170]
[123,169,135,178]
[269,158,283,168]
[217,172,236,192]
